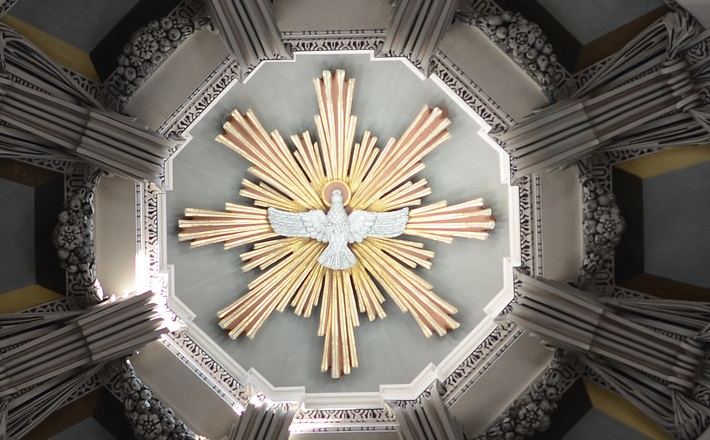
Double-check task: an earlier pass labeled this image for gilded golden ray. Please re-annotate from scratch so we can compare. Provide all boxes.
[179,70,495,378]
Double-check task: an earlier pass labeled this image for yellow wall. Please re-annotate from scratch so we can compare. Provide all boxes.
[583,379,674,440]
[0,284,63,313]
[0,15,99,81]
[615,145,710,178]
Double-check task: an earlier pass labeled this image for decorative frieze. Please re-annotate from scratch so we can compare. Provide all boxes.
[162,331,251,408]
[440,323,523,407]
[158,57,240,137]
[283,29,386,53]
[430,51,514,132]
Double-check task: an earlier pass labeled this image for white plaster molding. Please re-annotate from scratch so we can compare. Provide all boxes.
[243,368,306,403]
[381,363,444,402]
[483,258,516,318]
[244,50,428,82]
[509,185,522,266]
[303,392,384,411]
[165,264,196,322]
[436,318,500,380]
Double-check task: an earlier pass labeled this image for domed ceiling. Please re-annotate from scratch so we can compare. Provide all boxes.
[164,52,517,395]
[5,0,706,437]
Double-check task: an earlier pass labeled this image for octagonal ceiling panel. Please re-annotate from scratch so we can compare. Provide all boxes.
[164,52,515,395]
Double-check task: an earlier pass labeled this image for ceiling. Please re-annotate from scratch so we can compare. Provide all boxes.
[2,0,709,439]
[165,51,512,393]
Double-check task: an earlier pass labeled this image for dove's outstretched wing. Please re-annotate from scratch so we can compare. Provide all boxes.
[267,207,329,242]
[348,207,409,243]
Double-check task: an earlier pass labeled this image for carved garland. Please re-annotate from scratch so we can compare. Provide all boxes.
[455,2,569,100]
[575,148,663,294]
[101,0,211,110]
[107,360,204,440]
[576,160,626,290]
[52,167,105,307]
[472,350,579,440]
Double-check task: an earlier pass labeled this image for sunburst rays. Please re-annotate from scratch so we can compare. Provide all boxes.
[178,70,495,378]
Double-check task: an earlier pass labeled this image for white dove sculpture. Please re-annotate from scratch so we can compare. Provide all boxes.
[267,189,409,270]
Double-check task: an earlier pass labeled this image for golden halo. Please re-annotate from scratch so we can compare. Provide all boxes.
[322,180,351,207]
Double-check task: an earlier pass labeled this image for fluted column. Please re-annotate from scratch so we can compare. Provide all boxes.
[0,292,169,398]
[498,11,710,181]
[0,77,174,182]
[0,22,176,183]
[0,399,7,440]
[0,293,170,438]
[393,383,465,440]
[0,22,98,106]
[0,123,77,161]
[225,403,296,440]
[207,0,290,75]
[3,366,103,439]
[378,0,458,73]
[506,273,710,439]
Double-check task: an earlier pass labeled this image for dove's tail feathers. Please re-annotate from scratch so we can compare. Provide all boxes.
[318,242,357,270]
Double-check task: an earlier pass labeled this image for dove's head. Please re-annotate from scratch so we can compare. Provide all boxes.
[331,189,343,204]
